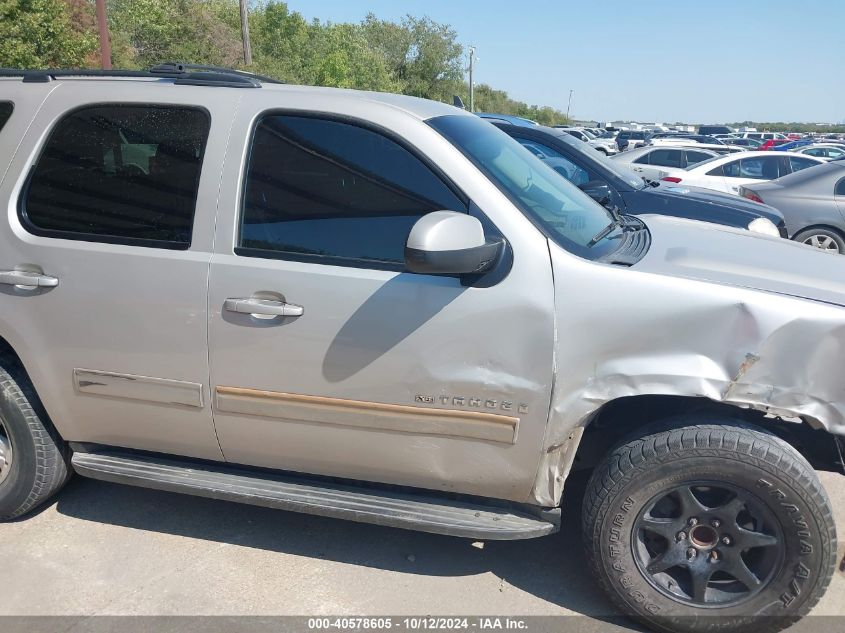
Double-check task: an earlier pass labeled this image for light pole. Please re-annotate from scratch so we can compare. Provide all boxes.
[566,89,574,121]
[468,46,477,112]
[95,0,112,70]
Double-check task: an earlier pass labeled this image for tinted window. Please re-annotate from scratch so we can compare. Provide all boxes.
[0,102,12,131]
[723,156,781,179]
[647,149,683,168]
[836,178,845,197]
[789,156,820,173]
[24,105,209,247]
[685,150,715,166]
[240,115,466,267]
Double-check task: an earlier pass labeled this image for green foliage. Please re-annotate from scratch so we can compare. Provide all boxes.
[726,121,845,134]
[0,0,570,123]
[471,84,570,126]
[0,0,96,68]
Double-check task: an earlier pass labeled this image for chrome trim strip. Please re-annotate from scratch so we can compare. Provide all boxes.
[215,387,519,444]
[74,369,204,408]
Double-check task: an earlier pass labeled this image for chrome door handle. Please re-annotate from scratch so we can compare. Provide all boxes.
[0,270,59,288]
[224,297,304,317]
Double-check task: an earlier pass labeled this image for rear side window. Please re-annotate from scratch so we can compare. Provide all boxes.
[836,178,845,197]
[648,149,683,168]
[239,114,467,268]
[723,157,781,179]
[0,102,12,131]
[789,156,820,173]
[23,105,210,248]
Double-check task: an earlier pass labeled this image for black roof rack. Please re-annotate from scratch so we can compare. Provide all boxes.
[0,63,284,89]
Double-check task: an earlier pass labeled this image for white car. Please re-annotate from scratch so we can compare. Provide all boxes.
[740,132,788,141]
[659,150,825,194]
[611,145,719,181]
[647,138,743,154]
[792,144,845,161]
[555,127,619,155]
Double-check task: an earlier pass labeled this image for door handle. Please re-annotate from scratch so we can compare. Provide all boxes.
[224,297,303,317]
[0,270,59,288]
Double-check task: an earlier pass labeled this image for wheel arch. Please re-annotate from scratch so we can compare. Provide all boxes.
[792,223,845,244]
[571,394,844,476]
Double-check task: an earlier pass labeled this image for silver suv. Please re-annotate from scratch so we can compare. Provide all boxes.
[0,65,842,632]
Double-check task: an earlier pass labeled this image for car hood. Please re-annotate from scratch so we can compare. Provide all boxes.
[634,214,845,306]
[645,182,785,225]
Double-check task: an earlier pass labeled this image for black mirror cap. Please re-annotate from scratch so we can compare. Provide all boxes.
[579,180,612,203]
[405,238,505,275]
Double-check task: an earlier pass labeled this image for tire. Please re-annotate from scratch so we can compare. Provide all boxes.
[793,227,845,254]
[582,422,836,633]
[0,361,70,520]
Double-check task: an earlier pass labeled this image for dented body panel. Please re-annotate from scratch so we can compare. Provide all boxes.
[532,214,845,505]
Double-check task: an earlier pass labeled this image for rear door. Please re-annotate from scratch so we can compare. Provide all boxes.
[207,103,556,502]
[0,81,237,459]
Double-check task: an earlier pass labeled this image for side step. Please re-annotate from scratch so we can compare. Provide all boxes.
[71,450,558,540]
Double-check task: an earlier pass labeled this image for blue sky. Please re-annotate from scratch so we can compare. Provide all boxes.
[283,0,843,124]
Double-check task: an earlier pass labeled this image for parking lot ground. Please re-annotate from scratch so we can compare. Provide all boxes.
[1,471,844,627]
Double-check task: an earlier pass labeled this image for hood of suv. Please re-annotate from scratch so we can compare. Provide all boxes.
[634,214,845,306]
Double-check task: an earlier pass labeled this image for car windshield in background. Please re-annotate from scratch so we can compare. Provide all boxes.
[429,115,619,260]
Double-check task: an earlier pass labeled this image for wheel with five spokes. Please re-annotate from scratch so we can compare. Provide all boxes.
[583,421,836,633]
[793,227,845,254]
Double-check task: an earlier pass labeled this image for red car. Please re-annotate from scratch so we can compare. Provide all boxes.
[757,138,791,151]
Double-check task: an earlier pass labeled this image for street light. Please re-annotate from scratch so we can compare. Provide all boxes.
[468,47,479,112]
[566,89,574,120]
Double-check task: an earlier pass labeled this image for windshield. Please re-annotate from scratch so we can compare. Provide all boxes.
[581,129,597,140]
[429,115,621,260]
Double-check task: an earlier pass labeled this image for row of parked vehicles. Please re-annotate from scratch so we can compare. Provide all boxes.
[1,66,843,633]
[477,114,845,255]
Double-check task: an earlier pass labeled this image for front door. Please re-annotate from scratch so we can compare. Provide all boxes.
[207,110,556,502]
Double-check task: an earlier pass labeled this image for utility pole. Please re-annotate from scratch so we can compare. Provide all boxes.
[566,89,574,121]
[95,0,112,70]
[468,46,476,112]
[239,0,253,66]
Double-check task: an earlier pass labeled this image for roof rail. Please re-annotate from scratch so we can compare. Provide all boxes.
[0,63,284,89]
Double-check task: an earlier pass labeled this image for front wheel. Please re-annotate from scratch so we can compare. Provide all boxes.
[582,422,836,633]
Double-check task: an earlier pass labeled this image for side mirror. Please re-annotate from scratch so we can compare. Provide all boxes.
[578,180,613,206]
[405,211,504,275]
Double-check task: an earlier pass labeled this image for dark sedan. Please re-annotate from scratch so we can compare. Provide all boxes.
[491,122,787,236]
[740,159,845,252]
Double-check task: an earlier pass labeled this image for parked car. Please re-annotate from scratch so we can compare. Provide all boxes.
[554,126,619,155]
[725,137,763,148]
[660,151,825,194]
[793,144,845,160]
[698,125,735,136]
[1,66,842,633]
[494,123,785,235]
[741,132,788,141]
[476,112,538,127]
[770,139,814,152]
[758,139,791,151]
[613,145,720,180]
[740,159,845,252]
[616,129,651,151]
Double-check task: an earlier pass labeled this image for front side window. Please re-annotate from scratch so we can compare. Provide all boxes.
[23,105,209,247]
[239,115,466,267]
[0,102,12,132]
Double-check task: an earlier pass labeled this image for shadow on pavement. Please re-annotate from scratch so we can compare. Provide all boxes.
[53,470,639,629]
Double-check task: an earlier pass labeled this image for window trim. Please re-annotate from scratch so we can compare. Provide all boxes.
[18,102,211,251]
[234,110,472,271]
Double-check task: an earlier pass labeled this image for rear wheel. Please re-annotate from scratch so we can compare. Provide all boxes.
[0,362,70,520]
[793,227,845,253]
[582,422,836,633]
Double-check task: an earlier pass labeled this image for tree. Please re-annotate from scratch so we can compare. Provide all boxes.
[0,0,97,68]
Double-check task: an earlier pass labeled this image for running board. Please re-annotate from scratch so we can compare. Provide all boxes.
[71,450,558,540]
